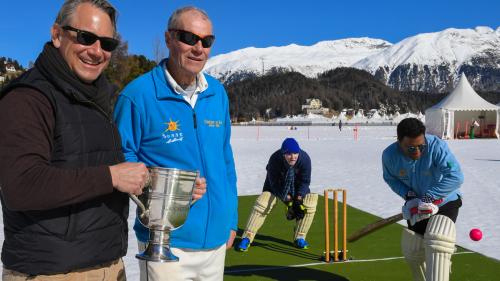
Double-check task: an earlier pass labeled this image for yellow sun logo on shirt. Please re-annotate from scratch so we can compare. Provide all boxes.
[163,119,181,132]
[399,169,406,177]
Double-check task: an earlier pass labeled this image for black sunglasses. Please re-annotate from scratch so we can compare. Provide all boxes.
[62,26,119,52]
[169,29,215,48]
[407,144,427,154]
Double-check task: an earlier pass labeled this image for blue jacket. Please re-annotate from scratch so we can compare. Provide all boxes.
[113,60,237,249]
[382,134,463,205]
[263,149,311,201]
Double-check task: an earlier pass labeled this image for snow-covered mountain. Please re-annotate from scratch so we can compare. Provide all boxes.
[205,26,500,92]
[205,38,391,84]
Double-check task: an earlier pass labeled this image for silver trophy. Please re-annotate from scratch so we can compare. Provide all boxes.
[130,167,197,262]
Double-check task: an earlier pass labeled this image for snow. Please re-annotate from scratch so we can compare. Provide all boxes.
[204,26,500,86]
[275,112,423,124]
[0,126,498,278]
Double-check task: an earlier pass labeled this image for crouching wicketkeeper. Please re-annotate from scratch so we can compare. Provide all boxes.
[237,138,318,251]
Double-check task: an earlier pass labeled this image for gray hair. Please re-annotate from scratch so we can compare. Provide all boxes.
[55,0,118,34]
[167,6,211,30]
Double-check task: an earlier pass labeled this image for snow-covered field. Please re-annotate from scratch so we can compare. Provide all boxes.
[1,125,498,279]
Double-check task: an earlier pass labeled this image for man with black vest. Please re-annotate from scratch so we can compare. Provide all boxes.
[0,0,149,279]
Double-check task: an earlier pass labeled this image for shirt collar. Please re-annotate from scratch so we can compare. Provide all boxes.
[163,62,208,96]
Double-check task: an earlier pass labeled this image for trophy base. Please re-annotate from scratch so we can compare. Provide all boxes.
[136,243,179,262]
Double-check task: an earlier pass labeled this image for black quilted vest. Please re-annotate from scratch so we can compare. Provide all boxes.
[0,67,128,275]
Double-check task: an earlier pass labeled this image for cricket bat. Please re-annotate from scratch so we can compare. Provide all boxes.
[347,213,404,243]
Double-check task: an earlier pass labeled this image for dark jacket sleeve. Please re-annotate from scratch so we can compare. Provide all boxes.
[295,150,312,197]
[262,150,285,197]
[0,88,114,211]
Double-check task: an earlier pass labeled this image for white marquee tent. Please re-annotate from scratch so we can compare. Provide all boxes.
[425,73,499,139]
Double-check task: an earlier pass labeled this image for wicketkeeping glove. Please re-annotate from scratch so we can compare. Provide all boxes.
[292,198,306,220]
[285,200,296,220]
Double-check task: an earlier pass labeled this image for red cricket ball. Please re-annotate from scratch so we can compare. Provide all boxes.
[469,228,482,241]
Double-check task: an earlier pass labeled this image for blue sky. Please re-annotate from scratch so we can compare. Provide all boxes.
[2,0,499,67]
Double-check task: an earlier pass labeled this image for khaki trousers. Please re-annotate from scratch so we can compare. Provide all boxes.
[2,258,126,281]
[138,242,226,281]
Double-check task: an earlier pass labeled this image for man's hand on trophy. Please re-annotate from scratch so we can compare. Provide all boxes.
[192,177,207,204]
[109,162,149,195]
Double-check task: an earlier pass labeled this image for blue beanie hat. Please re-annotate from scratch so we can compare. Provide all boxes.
[281,138,300,154]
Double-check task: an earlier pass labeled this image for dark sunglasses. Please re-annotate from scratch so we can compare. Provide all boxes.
[169,29,215,48]
[407,144,427,154]
[62,26,119,52]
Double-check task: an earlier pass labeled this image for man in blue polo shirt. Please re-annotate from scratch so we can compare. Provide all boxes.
[382,118,463,281]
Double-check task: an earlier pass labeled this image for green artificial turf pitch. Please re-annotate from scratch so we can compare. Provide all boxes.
[224,195,500,281]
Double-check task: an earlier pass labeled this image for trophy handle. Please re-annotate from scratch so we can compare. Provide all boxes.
[129,170,153,219]
[129,194,148,219]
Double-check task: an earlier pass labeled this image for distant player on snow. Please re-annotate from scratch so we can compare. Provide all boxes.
[237,138,318,251]
[382,118,463,281]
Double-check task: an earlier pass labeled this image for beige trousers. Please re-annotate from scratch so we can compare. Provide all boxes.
[138,242,226,281]
[2,258,125,281]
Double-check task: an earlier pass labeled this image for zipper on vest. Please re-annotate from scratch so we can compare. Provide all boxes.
[110,122,121,163]
[65,206,78,241]
[68,90,111,121]
[70,93,122,164]
[193,112,197,129]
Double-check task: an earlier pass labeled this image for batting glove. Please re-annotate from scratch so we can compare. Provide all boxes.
[402,198,420,221]
[417,194,441,216]
[405,196,443,226]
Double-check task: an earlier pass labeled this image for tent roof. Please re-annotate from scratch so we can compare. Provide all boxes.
[428,73,499,111]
